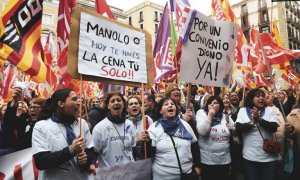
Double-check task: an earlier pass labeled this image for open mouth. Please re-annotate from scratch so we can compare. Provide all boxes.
[113,105,121,110]
[167,108,174,112]
[132,108,138,113]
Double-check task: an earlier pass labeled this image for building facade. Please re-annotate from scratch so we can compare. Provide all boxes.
[123,1,164,46]
[230,0,300,72]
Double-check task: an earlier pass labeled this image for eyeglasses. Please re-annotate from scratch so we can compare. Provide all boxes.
[29,106,41,110]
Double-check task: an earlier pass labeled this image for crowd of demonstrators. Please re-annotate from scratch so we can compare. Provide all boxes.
[1,83,300,180]
[0,87,46,156]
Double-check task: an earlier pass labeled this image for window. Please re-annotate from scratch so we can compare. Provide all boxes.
[139,11,143,22]
[140,24,143,29]
[155,24,158,33]
[42,13,53,25]
[129,17,132,26]
[242,16,248,28]
[261,26,269,33]
[160,13,162,18]
[262,10,268,22]
[155,11,158,21]
[242,4,247,14]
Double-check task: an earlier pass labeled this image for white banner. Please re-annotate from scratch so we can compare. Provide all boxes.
[0,148,36,180]
[91,159,152,180]
[78,12,147,83]
[180,11,238,87]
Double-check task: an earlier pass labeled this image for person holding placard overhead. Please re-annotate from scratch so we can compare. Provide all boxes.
[92,92,136,167]
[32,88,95,180]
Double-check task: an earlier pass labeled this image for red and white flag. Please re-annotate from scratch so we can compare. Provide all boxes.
[1,64,17,100]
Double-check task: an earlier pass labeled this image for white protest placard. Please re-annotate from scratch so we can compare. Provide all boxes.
[180,11,238,87]
[78,12,147,84]
[90,159,152,180]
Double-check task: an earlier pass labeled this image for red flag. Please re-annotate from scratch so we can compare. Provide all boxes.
[250,28,300,74]
[1,64,17,100]
[254,72,271,88]
[43,32,57,88]
[95,0,115,19]
[0,0,47,82]
[56,0,76,55]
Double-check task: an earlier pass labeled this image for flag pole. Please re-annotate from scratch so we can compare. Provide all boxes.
[257,32,287,120]
[79,74,83,137]
[141,83,147,158]
[186,83,191,109]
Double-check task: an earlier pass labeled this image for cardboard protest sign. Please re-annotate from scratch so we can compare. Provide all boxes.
[91,159,152,180]
[68,7,153,88]
[180,11,238,87]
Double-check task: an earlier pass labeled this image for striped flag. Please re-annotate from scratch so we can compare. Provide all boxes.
[1,64,18,100]
[95,0,115,20]
[153,4,176,83]
[0,0,47,82]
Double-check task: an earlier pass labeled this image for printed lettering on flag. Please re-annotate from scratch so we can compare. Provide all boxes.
[0,0,47,82]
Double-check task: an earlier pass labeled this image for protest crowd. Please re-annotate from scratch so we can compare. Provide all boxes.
[0,83,299,180]
[1,0,300,180]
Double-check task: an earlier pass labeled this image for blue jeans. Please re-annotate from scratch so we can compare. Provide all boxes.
[244,159,277,180]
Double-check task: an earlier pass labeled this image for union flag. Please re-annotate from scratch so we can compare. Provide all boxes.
[0,0,47,82]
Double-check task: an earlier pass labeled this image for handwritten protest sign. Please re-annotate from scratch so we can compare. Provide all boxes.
[68,7,153,88]
[180,11,238,87]
[91,159,152,180]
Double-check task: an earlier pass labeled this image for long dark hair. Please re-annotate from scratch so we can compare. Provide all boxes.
[42,88,73,119]
[154,97,179,121]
